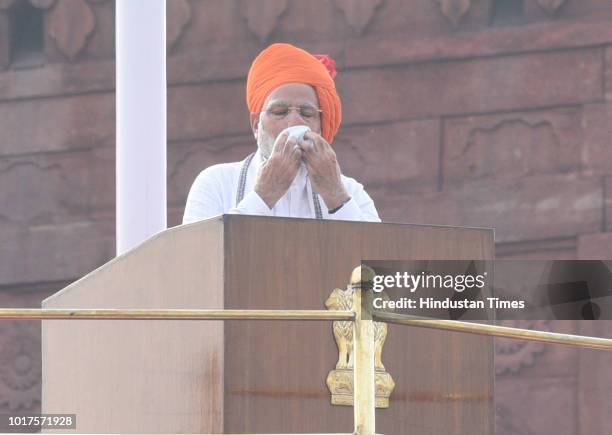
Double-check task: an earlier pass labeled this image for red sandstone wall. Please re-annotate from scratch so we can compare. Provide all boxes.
[0,0,611,433]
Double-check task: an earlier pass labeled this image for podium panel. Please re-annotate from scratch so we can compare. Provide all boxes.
[43,215,494,434]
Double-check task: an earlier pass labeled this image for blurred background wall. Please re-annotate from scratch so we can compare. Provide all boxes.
[0,0,611,433]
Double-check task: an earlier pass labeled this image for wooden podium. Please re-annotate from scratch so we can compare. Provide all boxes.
[42,215,494,434]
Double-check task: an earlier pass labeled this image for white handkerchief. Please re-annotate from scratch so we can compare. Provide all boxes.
[281,125,310,141]
[279,125,312,171]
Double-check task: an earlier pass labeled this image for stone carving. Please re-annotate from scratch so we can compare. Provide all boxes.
[495,320,548,375]
[536,0,567,14]
[451,117,571,182]
[436,0,472,28]
[0,159,83,224]
[48,0,95,60]
[0,1,57,12]
[240,0,288,43]
[495,404,532,435]
[325,286,395,408]
[0,321,41,411]
[29,0,56,9]
[334,0,384,35]
[167,0,192,53]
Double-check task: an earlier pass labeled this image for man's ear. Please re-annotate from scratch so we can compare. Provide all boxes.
[249,113,260,139]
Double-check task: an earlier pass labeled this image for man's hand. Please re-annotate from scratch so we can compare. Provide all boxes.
[300,132,350,210]
[254,132,303,209]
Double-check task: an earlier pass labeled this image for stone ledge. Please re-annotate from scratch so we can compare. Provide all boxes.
[1,18,612,102]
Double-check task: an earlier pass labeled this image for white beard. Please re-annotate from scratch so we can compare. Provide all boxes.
[256,118,276,160]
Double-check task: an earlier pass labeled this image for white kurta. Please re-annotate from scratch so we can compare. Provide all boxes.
[182,150,381,223]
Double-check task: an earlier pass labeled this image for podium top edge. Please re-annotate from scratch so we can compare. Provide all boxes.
[180,214,495,234]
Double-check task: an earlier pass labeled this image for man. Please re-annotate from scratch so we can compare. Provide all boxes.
[183,43,380,223]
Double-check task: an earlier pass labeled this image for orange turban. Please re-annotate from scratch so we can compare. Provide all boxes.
[246,43,342,144]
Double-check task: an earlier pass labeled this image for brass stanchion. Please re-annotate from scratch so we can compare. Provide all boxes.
[352,266,376,435]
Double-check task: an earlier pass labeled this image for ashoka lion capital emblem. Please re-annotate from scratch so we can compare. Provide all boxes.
[325,282,395,408]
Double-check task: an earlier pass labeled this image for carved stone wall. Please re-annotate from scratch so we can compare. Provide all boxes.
[0,285,58,425]
[1,0,611,433]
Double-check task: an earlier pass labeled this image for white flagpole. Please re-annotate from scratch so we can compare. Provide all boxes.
[115,0,167,255]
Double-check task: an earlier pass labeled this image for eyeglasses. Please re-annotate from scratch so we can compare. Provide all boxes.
[263,104,323,121]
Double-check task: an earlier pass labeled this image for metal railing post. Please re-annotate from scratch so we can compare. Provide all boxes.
[352,266,376,435]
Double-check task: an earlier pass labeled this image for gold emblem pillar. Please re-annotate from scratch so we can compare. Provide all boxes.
[325,266,395,408]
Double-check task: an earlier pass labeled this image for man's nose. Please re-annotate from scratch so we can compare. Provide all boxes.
[285,109,307,126]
